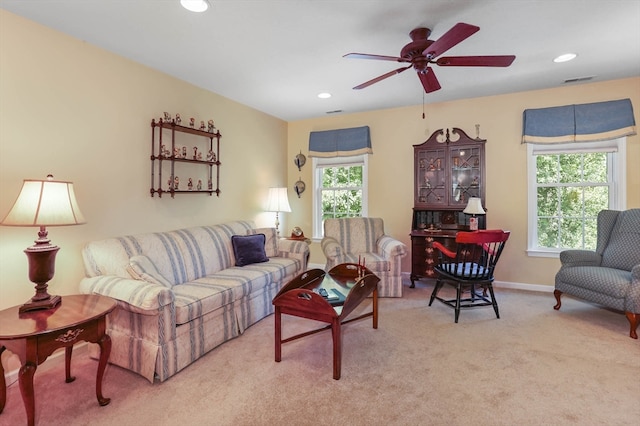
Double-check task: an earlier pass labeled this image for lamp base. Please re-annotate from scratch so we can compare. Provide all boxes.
[19,294,61,314]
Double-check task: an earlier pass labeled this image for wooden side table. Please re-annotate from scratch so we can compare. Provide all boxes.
[0,294,116,426]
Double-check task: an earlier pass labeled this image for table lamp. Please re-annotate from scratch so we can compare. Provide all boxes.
[463,197,485,231]
[265,187,291,238]
[1,175,86,313]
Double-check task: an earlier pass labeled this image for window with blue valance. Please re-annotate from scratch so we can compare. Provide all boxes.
[308,126,373,157]
[522,98,636,144]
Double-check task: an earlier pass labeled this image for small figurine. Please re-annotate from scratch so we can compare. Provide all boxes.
[163,112,171,122]
[175,113,182,125]
[174,176,180,190]
[174,147,181,158]
[197,179,202,190]
[193,146,199,160]
[167,175,174,189]
[189,117,195,128]
[208,179,213,190]
[196,152,203,161]
[188,178,193,191]
[200,121,206,131]
[207,150,216,162]
[182,146,187,158]
[428,158,436,171]
[207,120,216,133]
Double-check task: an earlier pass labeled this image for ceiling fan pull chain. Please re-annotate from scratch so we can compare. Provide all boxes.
[422,91,426,119]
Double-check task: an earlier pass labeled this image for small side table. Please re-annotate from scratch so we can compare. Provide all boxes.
[0,294,116,426]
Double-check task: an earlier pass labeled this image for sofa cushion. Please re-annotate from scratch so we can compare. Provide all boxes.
[126,255,173,288]
[556,266,631,298]
[601,209,640,271]
[173,264,277,324]
[247,227,278,257]
[232,234,269,266]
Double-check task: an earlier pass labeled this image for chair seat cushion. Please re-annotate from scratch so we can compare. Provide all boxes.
[556,266,632,298]
[436,262,488,280]
[342,252,390,272]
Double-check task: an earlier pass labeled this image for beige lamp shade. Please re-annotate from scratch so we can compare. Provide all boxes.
[1,176,86,227]
[265,187,292,213]
[463,197,486,216]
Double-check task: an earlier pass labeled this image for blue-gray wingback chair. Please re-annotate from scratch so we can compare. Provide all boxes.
[321,217,407,297]
[554,209,640,339]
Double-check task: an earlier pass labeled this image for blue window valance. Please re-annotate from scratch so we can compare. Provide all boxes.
[522,98,636,144]
[308,126,373,157]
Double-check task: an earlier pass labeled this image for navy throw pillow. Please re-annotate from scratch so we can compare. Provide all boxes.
[231,234,269,267]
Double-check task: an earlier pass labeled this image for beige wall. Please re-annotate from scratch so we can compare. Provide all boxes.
[288,77,640,287]
[1,9,639,313]
[0,11,289,309]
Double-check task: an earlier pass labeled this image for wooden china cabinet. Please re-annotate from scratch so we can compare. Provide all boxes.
[410,127,486,287]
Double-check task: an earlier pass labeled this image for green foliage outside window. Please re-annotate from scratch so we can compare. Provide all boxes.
[536,152,609,250]
[321,165,363,220]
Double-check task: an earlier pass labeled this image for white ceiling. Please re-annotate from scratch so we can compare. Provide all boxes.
[2,0,639,121]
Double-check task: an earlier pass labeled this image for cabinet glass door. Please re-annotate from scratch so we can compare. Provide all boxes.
[450,146,481,207]
[416,148,446,206]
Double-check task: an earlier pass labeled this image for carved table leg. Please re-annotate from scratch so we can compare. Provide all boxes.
[65,346,75,383]
[0,346,6,414]
[19,362,37,426]
[96,333,112,406]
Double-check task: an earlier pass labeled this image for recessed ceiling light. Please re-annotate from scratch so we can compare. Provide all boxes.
[317,92,332,99]
[553,53,577,63]
[181,0,210,13]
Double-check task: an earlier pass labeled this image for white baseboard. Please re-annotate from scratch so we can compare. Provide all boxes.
[400,271,553,293]
[310,268,554,293]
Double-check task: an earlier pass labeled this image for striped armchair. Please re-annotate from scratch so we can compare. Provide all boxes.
[554,209,640,338]
[321,217,407,297]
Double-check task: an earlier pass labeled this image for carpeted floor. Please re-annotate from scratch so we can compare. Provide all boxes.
[2,280,639,425]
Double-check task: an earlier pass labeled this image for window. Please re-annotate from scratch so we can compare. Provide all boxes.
[312,154,368,239]
[527,138,626,257]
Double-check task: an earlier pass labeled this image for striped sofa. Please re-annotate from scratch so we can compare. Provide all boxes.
[80,221,309,382]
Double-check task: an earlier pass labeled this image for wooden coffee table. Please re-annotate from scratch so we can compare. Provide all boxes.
[272,263,380,379]
[0,294,116,426]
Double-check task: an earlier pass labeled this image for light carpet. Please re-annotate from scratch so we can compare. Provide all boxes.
[1,280,639,426]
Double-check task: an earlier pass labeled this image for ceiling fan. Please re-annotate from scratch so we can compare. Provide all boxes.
[344,23,516,93]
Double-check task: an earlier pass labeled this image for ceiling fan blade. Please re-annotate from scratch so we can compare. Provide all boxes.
[344,53,408,62]
[422,22,480,59]
[353,65,412,89]
[436,55,516,67]
[418,68,441,93]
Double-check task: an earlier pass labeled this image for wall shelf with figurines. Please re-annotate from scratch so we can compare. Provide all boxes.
[150,112,221,198]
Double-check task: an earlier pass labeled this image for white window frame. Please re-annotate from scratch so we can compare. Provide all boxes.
[526,138,626,257]
[311,154,369,240]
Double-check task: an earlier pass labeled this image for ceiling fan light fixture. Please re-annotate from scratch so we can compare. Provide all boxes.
[317,92,332,99]
[180,0,210,13]
[553,53,577,63]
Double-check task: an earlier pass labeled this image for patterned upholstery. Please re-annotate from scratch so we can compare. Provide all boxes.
[80,221,309,382]
[321,217,407,297]
[555,209,640,337]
